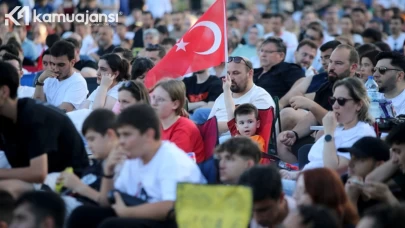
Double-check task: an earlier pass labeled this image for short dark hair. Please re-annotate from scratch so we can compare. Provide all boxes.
[0,44,19,56]
[82,109,116,136]
[131,57,154,80]
[269,13,284,22]
[374,41,392,52]
[64,37,81,49]
[376,51,405,72]
[42,49,50,58]
[0,61,19,99]
[261,12,272,19]
[336,44,359,65]
[238,165,282,201]
[112,47,134,63]
[356,43,379,57]
[161,37,176,46]
[363,204,405,228]
[156,25,169,36]
[145,44,166,59]
[362,28,383,42]
[142,11,153,18]
[307,25,324,39]
[228,15,238,21]
[296,39,318,51]
[2,52,22,70]
[320,40,342,52]
[116,104,161,140]
[234,103,259,120]
[15,191,66,228]
[386,123,405,146]
[391,15,404,24]
[50,40,76,61]
[298,205,341,228]
[214,137,261,164]
[352,7,366,14]
[261,37,287,54]
[100,53,130,81]
[0,190,15,225]
[360,50,380,67]
[46,34,61,49]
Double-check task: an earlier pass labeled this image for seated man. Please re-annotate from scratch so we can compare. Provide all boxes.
[340,137,391,215]
[68,104,206,227]
[2,53,35,98]
[33,40,88,113]
[64,37,98,78]
[215,137,261,184]
[208,57,275,143]
[0,61,89,182]
[238,166,296,228]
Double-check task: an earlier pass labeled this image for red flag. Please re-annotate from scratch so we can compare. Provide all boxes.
[144,0,227,88]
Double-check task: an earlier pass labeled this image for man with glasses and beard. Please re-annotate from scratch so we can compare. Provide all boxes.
[208,56,275,143]
[276,44,359,164]
[373,52,405,117]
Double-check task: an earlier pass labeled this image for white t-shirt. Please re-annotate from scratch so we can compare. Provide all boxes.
[86,82,123,110]
[80,35,97,55]
[264,30,298,50]
[18,86,35,98]
[386,89,405,116]
[303,121,376,170]
[44,72,88,109]
[208,84,275,137]
[0,151,11,169]
[386,33,405,52]
[249,196,296,228]
[114,141,206,203]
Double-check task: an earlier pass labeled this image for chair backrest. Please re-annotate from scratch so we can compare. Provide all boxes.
[85,77,98,96]
[20,73,37,87]
[197,116,219,159]
[269,96,281,154]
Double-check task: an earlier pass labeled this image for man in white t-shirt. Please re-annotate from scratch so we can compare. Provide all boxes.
[373,51,405,116]
[264,13,298,51]
[386,16,405,53]
[2,53,34,98]
[33,40,88,113]
[68,104,205,227]
[208,57,275,143]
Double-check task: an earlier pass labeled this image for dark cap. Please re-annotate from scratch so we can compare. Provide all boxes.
[337,137,390,161]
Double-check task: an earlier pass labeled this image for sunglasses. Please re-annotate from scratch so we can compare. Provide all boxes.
[328,97,354,106]
[228,56,252,69]
[372,67,402,75]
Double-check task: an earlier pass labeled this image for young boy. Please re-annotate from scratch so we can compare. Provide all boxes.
[215,137,261,184]
[57,109,118,205]
[223,74,265,151]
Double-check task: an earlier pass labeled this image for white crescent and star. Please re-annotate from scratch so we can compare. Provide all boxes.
[174,20,222,55]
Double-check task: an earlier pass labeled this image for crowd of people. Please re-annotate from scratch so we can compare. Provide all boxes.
[0,0,405,227]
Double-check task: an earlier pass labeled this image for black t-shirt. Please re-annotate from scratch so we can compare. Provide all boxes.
[253,62,305,99]
[96,45,116,57]
[306,72,328,94]
[0,98,89,177]
[313,81,334,111]
[183,75,223,103]
[75,60,98,71]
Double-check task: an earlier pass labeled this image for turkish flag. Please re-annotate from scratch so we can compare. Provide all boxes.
[144,0,227,88]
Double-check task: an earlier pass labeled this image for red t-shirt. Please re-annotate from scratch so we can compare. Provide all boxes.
[162,117,205,163]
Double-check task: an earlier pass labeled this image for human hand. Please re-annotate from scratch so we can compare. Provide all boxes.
[222,74,232,92]
[289,96,313,110]
[104,146,127,176]
[345,176,364,201]
[38,69,58,82]
[100,73,115,88]
[57,171,83,192]
[280,170,299,180]
[278,131,297,146]
[322,111,338,135]
[112,192,128,217]
[362,182,393,202]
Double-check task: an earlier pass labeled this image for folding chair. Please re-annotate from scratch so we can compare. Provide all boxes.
[268,96,281,155]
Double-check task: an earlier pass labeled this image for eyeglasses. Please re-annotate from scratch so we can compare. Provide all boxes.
[372,67,403,75]
[328,97,354,106]
[124,81,135,87]
[228,56,252,69]
[304,34,318,41]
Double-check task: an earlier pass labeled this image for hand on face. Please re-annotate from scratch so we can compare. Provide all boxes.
[322,111,338,134]
[100,73,115,88]
[222,74,232,92]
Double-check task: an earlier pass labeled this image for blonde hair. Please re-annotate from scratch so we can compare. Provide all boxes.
[154,79,186,116]
[333,77,373,124]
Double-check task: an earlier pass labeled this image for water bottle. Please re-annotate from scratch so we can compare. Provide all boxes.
[365,76,382,119]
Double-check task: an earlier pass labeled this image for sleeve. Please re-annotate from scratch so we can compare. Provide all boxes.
[284,66,305,89]
[63,81,89,109]
[251,89,274,110]
[207,79,223,102]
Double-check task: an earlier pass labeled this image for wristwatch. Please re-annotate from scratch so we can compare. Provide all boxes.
[35,79,44,86]
[324,134,333,142]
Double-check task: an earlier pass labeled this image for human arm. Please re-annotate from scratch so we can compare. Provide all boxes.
[188,101,208,111]
[362,182,399,205]
[0,154,48,183]
[222,74,235,121]
[91,74,117,110]
[33,70,56,102]
[365,159,399,183]
[322,112,349,174]
[57,171,101,203]
[279,76,313,109]
[59,102,75,113]
[60,81,89,112]
[291,111,318,141]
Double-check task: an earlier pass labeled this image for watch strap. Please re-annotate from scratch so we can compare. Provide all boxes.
[35,80,44,86]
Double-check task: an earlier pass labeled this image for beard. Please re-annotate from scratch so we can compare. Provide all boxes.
[230,82,246,93]
[328,68,351,82]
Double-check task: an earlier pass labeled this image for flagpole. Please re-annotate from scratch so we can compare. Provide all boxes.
[223,0,228,77]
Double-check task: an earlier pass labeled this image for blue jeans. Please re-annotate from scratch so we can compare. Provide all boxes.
[190,108,212,124]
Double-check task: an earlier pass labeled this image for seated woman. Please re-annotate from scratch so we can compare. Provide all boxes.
[81,53,129,110]
[293,168,359,228]
[112,57,154,114]
[117,80,150,112]
[281,77,376,192]
[358,50,380,83]
[151,79,205,163]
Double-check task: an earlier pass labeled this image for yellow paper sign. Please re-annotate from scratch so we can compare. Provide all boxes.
[175,183,252,228]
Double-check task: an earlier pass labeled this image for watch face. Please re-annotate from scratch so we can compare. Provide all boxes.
[325,134,332,142]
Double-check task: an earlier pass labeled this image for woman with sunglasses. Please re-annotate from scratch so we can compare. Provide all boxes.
[117,80,150,112]
[151,79,205,163]
[111,57,154,114]
[280,78,376,195]
[81,53,129,110]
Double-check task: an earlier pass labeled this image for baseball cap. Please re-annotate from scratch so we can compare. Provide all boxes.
[337,137,390,161]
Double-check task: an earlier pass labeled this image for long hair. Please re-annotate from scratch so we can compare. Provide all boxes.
[153,79,187,117]
[100,53,130,82]
[333,77,373,124]
[300,168,359,226]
